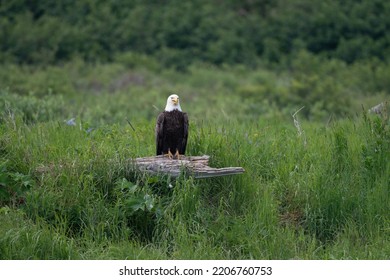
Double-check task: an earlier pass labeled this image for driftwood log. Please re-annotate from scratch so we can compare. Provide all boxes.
[134,155,245,179]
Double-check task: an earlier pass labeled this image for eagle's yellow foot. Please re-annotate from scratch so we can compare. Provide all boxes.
[164,150,174,159]
[174,150,183,160]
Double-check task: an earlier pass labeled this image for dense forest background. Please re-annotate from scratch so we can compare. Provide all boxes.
[1,0,390,66]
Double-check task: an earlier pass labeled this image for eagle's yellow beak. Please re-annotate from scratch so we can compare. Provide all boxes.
[172,97,179,105]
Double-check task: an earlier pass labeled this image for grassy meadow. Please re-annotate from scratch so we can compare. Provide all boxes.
[1,57,389,259]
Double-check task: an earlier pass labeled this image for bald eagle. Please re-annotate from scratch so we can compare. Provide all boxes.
[155,94,189,159]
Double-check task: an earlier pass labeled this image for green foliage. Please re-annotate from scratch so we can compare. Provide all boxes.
[1,51,389,122]
[1,0,390,67]
[361,111,390,184]
[0,160,34,207]
[0,209,78,259]
[0,44,389,259]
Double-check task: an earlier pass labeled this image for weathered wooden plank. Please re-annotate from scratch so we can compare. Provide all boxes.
[133,155,245,178]
[190,167,246,179]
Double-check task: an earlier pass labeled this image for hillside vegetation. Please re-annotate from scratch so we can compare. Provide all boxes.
[1,0,390,67]
[1,0,389,259]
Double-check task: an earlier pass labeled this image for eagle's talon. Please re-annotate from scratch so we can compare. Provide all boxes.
[166,150,174,159]
[174,149,182,160]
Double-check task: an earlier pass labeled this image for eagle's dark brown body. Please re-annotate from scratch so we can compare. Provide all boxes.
[155,109,189,156]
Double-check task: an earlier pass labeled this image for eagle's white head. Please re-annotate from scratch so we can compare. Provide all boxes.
[165,94,182,112]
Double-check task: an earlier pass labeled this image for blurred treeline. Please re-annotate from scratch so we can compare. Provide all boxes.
[1,0,390,67]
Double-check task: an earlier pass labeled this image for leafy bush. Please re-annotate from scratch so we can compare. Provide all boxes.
[0,160,34,207]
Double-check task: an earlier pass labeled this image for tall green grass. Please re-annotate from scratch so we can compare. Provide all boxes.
[1,110,389,259]
[0,61,389,259]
